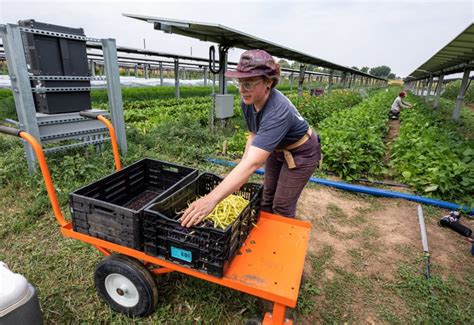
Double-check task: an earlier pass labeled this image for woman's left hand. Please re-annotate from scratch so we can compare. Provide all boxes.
[180,195,218,228]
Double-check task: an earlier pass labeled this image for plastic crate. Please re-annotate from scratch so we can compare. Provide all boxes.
[143,173,262,277]
[70,158,198,250]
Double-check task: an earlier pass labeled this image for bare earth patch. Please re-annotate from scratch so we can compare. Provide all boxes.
[294,186,473,324]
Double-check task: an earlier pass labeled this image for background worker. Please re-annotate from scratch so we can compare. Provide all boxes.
[390,91,412,118]
[181,49,321,227]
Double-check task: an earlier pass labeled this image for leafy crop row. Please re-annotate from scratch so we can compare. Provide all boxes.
[318,90,397,179]
[391,96,474,204]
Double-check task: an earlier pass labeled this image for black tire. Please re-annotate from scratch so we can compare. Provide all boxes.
[94,254,158,317]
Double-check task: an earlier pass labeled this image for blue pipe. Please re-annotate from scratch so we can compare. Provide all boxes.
[207,158,474,215]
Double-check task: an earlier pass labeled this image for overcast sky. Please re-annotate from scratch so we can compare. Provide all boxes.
[1,0,473,77]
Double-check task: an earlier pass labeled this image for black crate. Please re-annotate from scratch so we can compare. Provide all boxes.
[70,158,198,250]
[18,19,91,114]
[143,173,263,277]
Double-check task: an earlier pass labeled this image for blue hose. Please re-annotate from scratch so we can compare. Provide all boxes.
[207,158,474,215]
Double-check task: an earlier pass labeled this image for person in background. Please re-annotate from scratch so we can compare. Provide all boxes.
[180,49,321,227]
[390,91,412,119]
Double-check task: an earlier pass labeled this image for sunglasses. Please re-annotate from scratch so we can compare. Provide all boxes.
[233,79,264,91]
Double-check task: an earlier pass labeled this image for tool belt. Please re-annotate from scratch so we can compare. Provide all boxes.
[276,128,313,169]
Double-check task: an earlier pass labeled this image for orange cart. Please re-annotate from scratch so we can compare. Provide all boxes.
[0,114,311,325]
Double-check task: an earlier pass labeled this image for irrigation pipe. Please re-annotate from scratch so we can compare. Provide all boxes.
[207,158,474,215]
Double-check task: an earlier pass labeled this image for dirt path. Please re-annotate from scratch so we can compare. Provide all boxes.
[293,185,473,324]
[466,103,474,113]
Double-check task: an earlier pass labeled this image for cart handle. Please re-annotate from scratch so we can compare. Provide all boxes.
[79,111,121,171]
[0,125,21,137]
[0,127,67,227]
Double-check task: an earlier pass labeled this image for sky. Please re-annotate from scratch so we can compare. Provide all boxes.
[1,0,473,78]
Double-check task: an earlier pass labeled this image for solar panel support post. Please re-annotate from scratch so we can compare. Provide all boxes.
[203,67,208,87]
[102,38,127,155]
[174,58,180,98]
[159,62,163,86]
[308,74,312,94]
[218,50,228,94]
[297,64,306,97]
[328,70,334,94]
[134,64,138,77]
[144,63,149,79]
[1,23,40,172]
[290,72,294,91]
[433,73,444,108]
[453,67,471,121]
[90,59,96,77]
[425,74,434,102]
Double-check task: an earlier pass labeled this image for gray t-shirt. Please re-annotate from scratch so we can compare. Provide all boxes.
[242,89,309,152]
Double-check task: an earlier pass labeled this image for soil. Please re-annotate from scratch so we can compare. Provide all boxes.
[383,119,400,165]
[466,103,474,113]
[294,186,474,324]
[124,190,159,210]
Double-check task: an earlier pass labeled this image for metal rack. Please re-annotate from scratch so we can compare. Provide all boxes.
[0,23,127,172]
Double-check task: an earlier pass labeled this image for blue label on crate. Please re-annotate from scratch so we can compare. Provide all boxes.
[171,246,192,262]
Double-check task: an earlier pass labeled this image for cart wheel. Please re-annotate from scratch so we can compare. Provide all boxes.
[94,254,158,317]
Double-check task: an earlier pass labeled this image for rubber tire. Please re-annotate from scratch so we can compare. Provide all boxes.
[94,254,158,317]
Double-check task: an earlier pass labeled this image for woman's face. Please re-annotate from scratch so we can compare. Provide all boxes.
[236,77,271,106]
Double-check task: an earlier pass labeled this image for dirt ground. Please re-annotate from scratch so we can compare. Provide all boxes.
[293,185,473,324]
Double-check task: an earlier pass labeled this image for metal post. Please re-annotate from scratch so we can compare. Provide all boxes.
[453,67,471,121]
[433,73,444,109]
[341,72,347,88]
[174,59,180,98]
[218,51,228,94]
[348,73,353,88]
[101,38,127,154]
[203,67,208,87]
[1,24,41,172]
[90,60,96,77]
[290,73,294,91]
[297,64,306,97]
[308,74,312,94]
[425,74,433,102]
[134,64,138,77]
[144,63,149,79]
[328,70,334,94]
[159,62,163,86]
[126,67,130,76]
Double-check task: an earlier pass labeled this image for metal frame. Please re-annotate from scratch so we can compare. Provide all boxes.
[0,23,127,172]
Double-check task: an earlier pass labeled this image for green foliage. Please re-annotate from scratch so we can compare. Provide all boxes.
[318,90,396,179]
[288,89,363,128]
[390,96,474,205]
[441,79,474,103]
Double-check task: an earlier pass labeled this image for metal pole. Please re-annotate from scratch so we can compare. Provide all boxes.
[203,67,208,87]
[1,24,41,172]
[134,64,138,77]
[144,63,149,79]
[297,64,306,97]
[102,38,127,154]
[290,73,294,91]
[348,73,353,88]
[159,62,163,86]
[218,51,228,94]
[308,74,312,94]
[328,70,334,94]
[425,74,433,102]
[90,60,96,77]
[453,67,471,121]
[433,73,444,109]
[417,205,430,280]
[126,67,130,76]
[174,58,180,98]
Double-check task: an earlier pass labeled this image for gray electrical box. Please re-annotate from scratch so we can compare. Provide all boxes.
[214,94,234,119]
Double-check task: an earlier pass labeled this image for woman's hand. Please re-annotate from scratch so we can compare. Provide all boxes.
[180,195,218,228]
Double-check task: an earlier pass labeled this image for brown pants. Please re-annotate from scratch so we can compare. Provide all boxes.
[261,133,321,218]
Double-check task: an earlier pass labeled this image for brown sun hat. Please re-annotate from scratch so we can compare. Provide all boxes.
[225,49,278,79]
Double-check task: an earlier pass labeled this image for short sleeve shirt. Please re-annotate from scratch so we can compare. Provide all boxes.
[241,89,309,152]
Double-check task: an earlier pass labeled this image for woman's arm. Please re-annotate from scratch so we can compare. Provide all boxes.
[180,145,270,227]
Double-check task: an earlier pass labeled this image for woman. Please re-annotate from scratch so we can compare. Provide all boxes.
[181,49,321,227]
[390,91,412,118]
